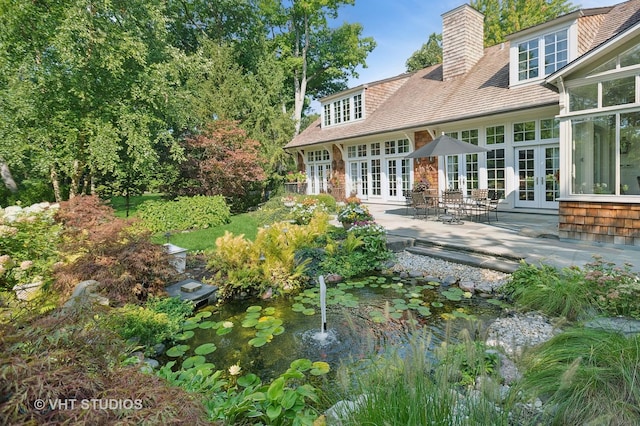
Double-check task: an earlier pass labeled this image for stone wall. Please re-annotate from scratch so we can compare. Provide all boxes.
[559,201,640,246]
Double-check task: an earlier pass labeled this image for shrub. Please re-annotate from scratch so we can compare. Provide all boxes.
[136,195,231,233]
[500,262,596,321]
[518,327,640,425]
[337,202,373,223]
[0,204,62,293]
[583,255,640,319]
[108,304,175,348]
[0,309,208,425]
[54,196,177,306]
[347,222,390,263]
[289,197,328,225]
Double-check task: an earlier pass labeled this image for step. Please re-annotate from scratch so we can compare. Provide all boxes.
[406,244,521,274]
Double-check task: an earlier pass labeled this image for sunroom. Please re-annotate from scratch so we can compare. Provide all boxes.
[550,26,640,245]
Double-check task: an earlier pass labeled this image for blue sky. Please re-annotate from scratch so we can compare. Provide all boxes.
[314,0,614,106]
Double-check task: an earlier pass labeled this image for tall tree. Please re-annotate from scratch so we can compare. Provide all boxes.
[260,0,376,134]
[405,32,442,72]
[0,0,198,201]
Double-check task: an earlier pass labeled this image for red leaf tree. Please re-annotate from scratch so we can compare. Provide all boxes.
[178,120,266,198]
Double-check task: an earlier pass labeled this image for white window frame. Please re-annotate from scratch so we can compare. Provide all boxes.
[510,22,577,87]
[320,90,365,127]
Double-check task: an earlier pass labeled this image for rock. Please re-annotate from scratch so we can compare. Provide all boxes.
[143,358,160,369]
[442,275,457,287]
[153,343,166,356]
[459,280,475,293]
[62,279,109,310]
[325,395,367,425]
[325,274,344,284]
[585,317,640,336]
[408,270,424,278]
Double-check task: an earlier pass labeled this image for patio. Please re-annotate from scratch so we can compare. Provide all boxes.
[359,203,640,273]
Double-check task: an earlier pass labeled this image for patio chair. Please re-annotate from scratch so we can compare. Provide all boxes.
[403,190,413,215]
[439,190,465,223]
[468,188,489,222]
[487,190,499,222]
[410,191,429,219]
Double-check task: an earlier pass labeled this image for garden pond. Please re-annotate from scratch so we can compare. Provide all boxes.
[162,273,508,381]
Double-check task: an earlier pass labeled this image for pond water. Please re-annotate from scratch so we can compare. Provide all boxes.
[166,274,506,381]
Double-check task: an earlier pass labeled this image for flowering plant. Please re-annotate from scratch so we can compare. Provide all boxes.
[290,198,327,225]
[337,202,373,223]
[413,180,430,192]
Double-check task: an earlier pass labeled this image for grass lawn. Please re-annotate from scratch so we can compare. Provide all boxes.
[108,193,165,218]
[151,213,258,251]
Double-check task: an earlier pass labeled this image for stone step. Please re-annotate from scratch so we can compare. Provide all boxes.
[406,245,521,274]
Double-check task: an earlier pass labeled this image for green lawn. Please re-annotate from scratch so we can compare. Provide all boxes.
[151,213,258,251]
[109,193,165,218]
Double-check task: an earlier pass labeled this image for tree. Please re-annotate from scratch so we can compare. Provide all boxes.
[176,120,266,201]
[0,0,198,202]
[260,0,376,134]
[405,33,442,72]
[405,0,576,72]
[472,0,577,46]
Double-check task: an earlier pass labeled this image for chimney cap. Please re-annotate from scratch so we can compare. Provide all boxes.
[441,4,484,19]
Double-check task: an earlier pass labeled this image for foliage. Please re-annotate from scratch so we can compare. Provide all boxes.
[285,171,307,182]
[106,296,195,351]
[336,202,373,224]
[158,357,327,425]
[0,0,197,201]
[207,214,328,300]
[518,327,640,425]
[436,336,500,387]
[330,330,509,425]
[582,255,640,319]
[347,222,390,263]
[471,0,576,46]
[0,309,208,424]
[136,195,231,234]
[405,32,442,72]
[0,204,62,292]
[500,262,595,321]
[502,257,640,321]
[261,0,376,134]
[289,197,329,225]
[174,120,266,202]
[53,195,176,306]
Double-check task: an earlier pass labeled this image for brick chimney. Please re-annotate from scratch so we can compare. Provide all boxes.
[441,4,484,81]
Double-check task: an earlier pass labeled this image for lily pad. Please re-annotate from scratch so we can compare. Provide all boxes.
[175,330,195,340]
[246,305,262,313]
[198,320,217,329]
[182,355,206,369]
[302,308,315,316]
[291,303,306,312]
[310,361,330,375]
[431,301,444,308]
[194,342,217,355]
[263,307,276,315]
[216,326,233,336]
[248,336,268,347]
[242,318,259,328]
[166,344,189,357]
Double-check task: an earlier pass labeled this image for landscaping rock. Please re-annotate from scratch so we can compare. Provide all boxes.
[62,279,109,310]
[459,280,475,293]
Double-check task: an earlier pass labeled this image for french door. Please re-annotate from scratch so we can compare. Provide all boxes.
[515,145,559,208]
[349,161,369,200]
[387,158,411,201]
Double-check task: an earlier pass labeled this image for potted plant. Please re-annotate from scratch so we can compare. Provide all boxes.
[337,201,374,230]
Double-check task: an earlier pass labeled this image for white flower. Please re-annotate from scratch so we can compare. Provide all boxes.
[222,321,234,329]
[229,364,241,376]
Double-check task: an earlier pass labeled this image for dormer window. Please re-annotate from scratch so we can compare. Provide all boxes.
[511,24,575,86]
[321,92,364,127]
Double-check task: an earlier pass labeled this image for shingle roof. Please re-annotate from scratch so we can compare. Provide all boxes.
[285,0,640,150]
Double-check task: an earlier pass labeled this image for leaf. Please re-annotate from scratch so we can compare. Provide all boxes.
[198,320,216,329]
[166,344,189,357]
[248,337,267,347]
[431,301,444,308]
[310,361,330,376]
[290,359,312,371]
[302,308,315,316]
[266,404,282,420]
[175,330,195,340]
[263,307,276,315]
[267,377,285,401]
[280,390,298,410]
[242,318,259,327]
[246,305,262,313]
[194,343,217,355]
[216,326,233,335]
[182,355,206,369]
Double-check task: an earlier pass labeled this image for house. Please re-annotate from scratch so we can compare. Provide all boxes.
[285,0,640,246]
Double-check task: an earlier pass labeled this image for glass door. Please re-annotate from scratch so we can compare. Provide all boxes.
[515,145,559,208]
[386,158,411,201]
[349,161,369,200]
